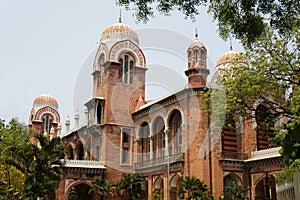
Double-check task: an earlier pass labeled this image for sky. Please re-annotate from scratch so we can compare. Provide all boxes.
[0,0,243,130]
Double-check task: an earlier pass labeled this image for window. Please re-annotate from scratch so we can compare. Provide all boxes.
[194,49,199,64]
[75,141,84,160]
[41,115,53,134]
[121,128,132,164]
[200,49,206,66]
[122,148,129,163]
[119,54,135,84]
[96,102,102,124]
[169,110,182,155]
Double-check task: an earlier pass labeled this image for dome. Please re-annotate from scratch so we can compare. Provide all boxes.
[189,37,205,49]
[33,94,58,109]
[100,22,139,44]
[216,50,247,67]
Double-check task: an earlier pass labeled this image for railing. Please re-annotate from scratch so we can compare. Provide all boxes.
[221,151,248,160]
[276,171,300,200]
[63,159,105,169]
[251,147,281,159]
[134,153,184,169]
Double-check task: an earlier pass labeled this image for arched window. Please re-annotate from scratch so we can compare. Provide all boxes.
[119,54,135,84]
[223,175,241,200]
[41,115,53,134]
[194,49,199,64]
[99,54,105,66]
[168,110,182,155]
[67,145,74,160]
[200,49,206,66]
[139,122,150,161]
[76,141,84,160]
[188,51,192,62]
[255,104,275,150]
[152,117,165,159]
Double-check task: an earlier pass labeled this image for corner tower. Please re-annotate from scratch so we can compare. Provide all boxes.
[89,17,146,126]
[185,32,210,88]
[85,18,147,178]
[29,94,61,144]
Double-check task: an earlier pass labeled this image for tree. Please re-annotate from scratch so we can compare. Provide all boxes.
[0,118,30,199]
[22,133,65,199]
[0,118,65,199]
[224,182,249,200]
[220,26,300,179]
[117,173,145,200]
[90,177,115,200]
[116,0,300,44]
[178,176,213,200]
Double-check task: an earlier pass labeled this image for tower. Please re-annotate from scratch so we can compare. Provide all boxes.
[85,17,147,178]
[29,94,61,144]
[185,32,210,88]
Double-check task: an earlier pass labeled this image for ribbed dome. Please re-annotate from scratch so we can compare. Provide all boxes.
[216,50,247,67]
[33,94,58,109]
[189,38,205,49]
[100,22,139,44]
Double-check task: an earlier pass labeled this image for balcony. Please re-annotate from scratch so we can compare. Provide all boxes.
[250,147,281,160]
[62,159,106,174]
[134,153,184,171]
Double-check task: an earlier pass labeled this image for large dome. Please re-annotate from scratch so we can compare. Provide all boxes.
[100,22,139,44]
[216,50,247,67]
[33,94,58,109]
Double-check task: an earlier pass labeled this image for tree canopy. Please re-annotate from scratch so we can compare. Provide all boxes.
[116,0,300,44]
[221,26,300,174]
[0,118,65,200]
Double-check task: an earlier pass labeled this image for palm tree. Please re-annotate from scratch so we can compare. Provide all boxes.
[117,173,145,200]
[90,177,115,200]
[178,176,214,200]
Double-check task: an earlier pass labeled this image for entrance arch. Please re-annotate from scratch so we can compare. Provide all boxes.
[67,181,95,200]
[255,174,277,200]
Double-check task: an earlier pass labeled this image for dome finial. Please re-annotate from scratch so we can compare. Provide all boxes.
[118,9,122,23]
[195,28,198,38]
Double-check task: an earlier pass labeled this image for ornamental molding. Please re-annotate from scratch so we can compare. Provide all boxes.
[34,106,60,123]
[109,40,145,67]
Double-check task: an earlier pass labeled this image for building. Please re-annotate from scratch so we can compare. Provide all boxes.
[29,18,284,200]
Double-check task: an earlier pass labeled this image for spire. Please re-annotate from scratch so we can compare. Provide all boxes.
[118,9,122,23]
[195,28,198,38]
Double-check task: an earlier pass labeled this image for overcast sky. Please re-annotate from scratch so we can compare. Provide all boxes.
[0,0,243,130]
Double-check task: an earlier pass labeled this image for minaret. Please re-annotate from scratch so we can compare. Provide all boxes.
[185,30,210,88]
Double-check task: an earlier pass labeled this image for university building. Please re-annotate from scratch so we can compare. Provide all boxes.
[28,19,285,200]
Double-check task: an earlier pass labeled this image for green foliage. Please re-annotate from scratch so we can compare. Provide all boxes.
[116,173,145,200]
[116,0,300,44]
[224,182,249,200]
[151,191,162,200]
[178,176,214,200]
[90,177,115,200]
[221,27,300,179]
[68,187,79,200]
[0,118,65,200]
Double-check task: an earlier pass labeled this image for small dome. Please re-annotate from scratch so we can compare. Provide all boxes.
[216,50,247,67]
[189,37,205,49]
[33,94,58,109]
[100,22,139,44]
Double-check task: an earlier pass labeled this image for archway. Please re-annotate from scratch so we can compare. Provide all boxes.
[153,176,164,199]
[255,174,277,200]
[68,183,95,200]
[170,174,182,200]
[223,174,242,200]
